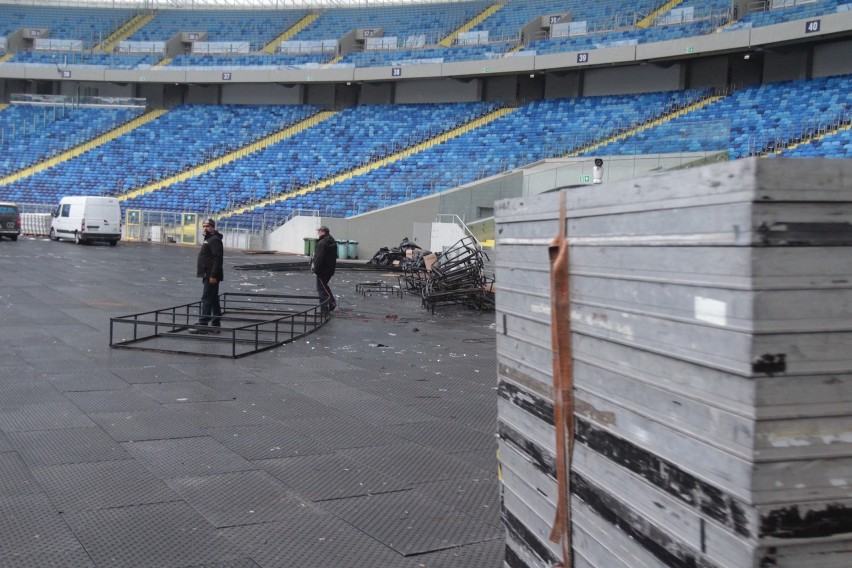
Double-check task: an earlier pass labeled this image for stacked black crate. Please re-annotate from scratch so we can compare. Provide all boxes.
[495,158,852,568]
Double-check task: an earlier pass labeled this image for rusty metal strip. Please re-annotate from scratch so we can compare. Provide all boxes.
[548,190,574,567]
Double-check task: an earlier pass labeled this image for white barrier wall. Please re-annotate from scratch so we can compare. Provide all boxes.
[21,213,51,236]
[266,215,320,255]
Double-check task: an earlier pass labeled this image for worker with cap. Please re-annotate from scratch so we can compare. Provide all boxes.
[193,218,224,333]
[312,225,337,315]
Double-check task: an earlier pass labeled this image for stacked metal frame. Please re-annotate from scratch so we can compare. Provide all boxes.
[494,158,852,568]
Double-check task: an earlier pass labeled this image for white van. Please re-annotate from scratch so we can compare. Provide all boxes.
[50,196,122,246]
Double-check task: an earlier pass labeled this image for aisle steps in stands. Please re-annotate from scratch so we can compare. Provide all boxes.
[769,120,852,156]
[567,92,725,156]
[0,108,166,186]
[94,11,155,52]
[440,3,502,47]
[222,106,516,218]
[636,0,685,29]
[118,110,335,202]
[262,11,322,54]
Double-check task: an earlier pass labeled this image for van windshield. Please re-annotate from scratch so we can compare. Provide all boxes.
[0,205,16,213]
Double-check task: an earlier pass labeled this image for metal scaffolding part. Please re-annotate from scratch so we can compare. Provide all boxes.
[398,236,494,314]
[356,281,403,297]
[109,292,328,358]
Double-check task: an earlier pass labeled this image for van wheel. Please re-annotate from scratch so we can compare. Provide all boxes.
[49,228,58,241]
[10,235,17,241]
[74,232,82,245]
[109,240,117,247]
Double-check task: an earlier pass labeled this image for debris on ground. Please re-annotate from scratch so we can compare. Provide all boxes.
[398,236,495,314]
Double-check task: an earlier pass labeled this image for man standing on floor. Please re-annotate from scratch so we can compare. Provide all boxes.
[312,225,337,315]
[193,218,224,333]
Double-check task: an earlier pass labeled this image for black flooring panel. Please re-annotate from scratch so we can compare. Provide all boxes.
[164,470,304,528]
[324,397,443,426]
[14,344,89,363]
[409,538,506,568]
[415,476,503,528]
[25,359,98,374]
[0,401,96,432]
[88,409,206,442]
[197,377,287,397]
[0,240,503,567]
[412,398,499,434]
[190,560,261,568]
[135,381,235,404]
[0,431,13,453]
[110,365,195,384]
[0,547,96,567]
[32,459,180,512]
[0,493,85,558]
[322,490,503,556]
[285,379,383,404]
[8,427,129,467]
[64,501,250,568]
[210,422,328,460]
[122,437,256,478]
[0,365,42,384]
[0,452,41,496]
[230,388,336,421]
[64,389,163,413]
[449,448,500,475]
[162,401,279,429]
[45,370,131,392]
[220,509,422,568]
[386,420,497,453]
[0,382,68,407]
[284,411,406,450]
[168,361,262,381]
[338,442,492,485]
[256,453,411,501]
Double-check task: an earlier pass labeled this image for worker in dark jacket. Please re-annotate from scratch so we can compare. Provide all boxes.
[193,218,224,333]
[312,225,337,315]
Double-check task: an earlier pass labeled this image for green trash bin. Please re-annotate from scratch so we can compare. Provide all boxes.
[303,237,311,256]
[308,237,318,256]
[336,239,349,260]
[347,240,358,260]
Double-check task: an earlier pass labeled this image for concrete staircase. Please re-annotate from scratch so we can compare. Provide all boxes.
[94,12,156,53]
[118,110,336,202]
[439,3,502,47]
[262,11,321,54]
[0,108,167,187]
[221,106,516,219]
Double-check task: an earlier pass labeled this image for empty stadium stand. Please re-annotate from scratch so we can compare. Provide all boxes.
[2,72,850,222]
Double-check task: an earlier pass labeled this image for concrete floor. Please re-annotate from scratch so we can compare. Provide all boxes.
[0,236,503,568]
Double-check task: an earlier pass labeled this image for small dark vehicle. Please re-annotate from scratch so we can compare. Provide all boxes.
[0,202,21,241]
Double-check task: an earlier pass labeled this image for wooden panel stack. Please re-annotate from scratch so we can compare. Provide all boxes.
[494,158,852,568]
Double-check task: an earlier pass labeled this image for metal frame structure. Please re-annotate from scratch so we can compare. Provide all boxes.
[109,292,328,358]
[355,281,403,297]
